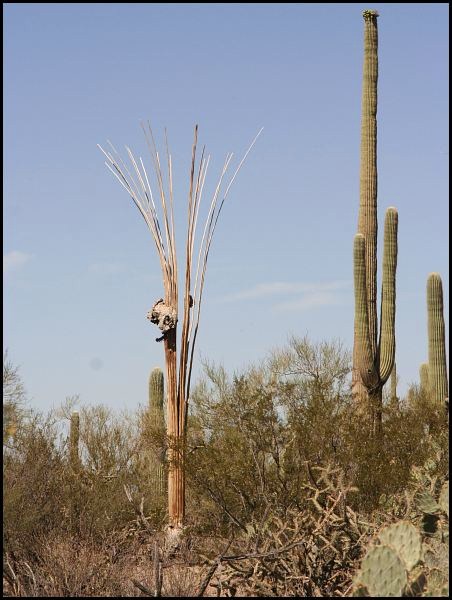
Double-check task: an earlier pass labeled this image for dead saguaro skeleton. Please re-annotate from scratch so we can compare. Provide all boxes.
[148,299,178,342]
[99,124,262,533]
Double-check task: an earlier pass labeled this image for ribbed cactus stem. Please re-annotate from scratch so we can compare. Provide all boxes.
[378,207,398,385]
[390,363,397,404]
[353,8,380,402]
[427,273,448,406]
[148,367,166,495]
[149,366,164,416]
[353,207,398,433]
[70,411,80,471]
[354,234,378,390]
[359,8,379,358]
[419,362,430,396]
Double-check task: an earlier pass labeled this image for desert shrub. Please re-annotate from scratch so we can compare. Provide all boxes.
[186,336,449,531]
[3,351,30,445]
[3,410,67,556]
[3,339,448,597]
[56,400,169,539]
[185,362,292,535]
[205,464,371,597]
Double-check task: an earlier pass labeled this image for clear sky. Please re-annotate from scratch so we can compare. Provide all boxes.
[4,3,449,413]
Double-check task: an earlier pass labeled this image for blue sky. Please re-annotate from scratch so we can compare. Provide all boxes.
[4,3,449,413]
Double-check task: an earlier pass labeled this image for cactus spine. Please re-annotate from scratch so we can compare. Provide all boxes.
[354,207,398,433]
[70,411,80,471]
[427,273,448,406]
[148,367,166,495]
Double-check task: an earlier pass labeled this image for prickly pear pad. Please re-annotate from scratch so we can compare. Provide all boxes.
[377,521,422,571]
[357,544,407,597]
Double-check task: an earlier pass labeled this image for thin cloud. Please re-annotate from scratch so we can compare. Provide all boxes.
[274,291,344,312]
[223,280,351,302]
[3,251,33,277]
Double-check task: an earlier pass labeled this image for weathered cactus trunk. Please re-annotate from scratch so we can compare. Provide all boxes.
[353,206,398,434]
[353,9,379,403]
[164,324,185,531]
[148,367,166,495]
[427,273,448,406]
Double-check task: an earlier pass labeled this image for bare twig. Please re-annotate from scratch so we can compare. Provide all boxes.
[132,578,154,597]
[123,485,155,535]
[195,538,234,597]
[153,540,163,597]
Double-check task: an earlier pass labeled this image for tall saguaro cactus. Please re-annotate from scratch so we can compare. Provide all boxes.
[427,273,448,406]
[352,10,399,429]
[148,367,166,495]
[354,206,398,432]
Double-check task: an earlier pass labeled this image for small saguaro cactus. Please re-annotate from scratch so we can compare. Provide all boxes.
[148,367,166,495]
[427,273,449,406]
[419,362,430,396]
[389,362,398,407]
[69,411,80,471]
[353,206,398,433]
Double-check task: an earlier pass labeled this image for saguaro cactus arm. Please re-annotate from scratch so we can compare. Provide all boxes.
[354,234,379,390]
[378,207,398,384]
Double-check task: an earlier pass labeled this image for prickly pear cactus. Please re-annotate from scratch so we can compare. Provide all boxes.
[438,481,448,517]
[377,521,422,571]
[423,568,449,597]
[353,479,449,597]
[355,544,408,596]
[416,490,442,515]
